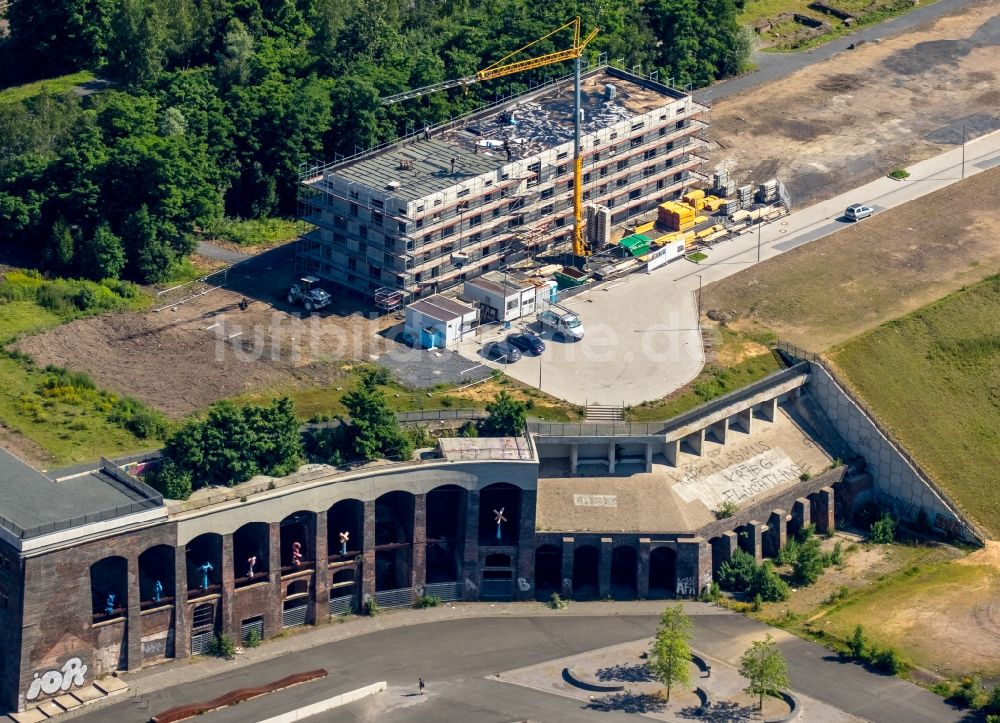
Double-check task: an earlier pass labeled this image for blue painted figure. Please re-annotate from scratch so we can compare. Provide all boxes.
[494,507,507,540]
[198,561,213,590]
[153,580,163,603]
[104,593,115,616]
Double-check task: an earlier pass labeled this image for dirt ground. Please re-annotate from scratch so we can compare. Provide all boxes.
[763,537,1000,680]
[709,1,1000,207]
[14,260,397,417]
[701,165,1000,351]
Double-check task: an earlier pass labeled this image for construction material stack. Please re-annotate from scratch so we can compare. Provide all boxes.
[736,184,754,210]
[713,170,736,198]
[585,203,612,250]
[657,200,697,231]
[757,179,779,204]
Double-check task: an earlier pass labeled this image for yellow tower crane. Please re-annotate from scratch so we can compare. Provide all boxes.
[381,18,599,258]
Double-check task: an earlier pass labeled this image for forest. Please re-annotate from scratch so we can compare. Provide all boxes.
[0,0,751,283]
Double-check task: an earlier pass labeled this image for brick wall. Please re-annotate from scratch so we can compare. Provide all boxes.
[0,539,23,712]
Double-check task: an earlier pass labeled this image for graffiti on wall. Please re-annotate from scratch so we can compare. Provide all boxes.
[676,577,697,596]
[26,658,88,701]
[673,444,811,509]
[517,577,532,592]
[573,494,618,507]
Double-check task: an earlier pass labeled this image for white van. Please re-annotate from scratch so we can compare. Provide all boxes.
[538,309,585,341]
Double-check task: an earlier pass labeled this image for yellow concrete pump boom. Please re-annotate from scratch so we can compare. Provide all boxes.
[380,18,599,258]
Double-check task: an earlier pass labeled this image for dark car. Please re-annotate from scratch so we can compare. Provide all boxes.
[483,340,522,363]
[506,332,545,355]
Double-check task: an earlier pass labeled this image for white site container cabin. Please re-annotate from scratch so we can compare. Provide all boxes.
[462,272,537,324]
[404,295,478,349]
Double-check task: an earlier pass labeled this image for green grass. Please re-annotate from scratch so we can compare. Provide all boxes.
[627,351,783,422]
[201,217,304,247]
[687,252,708,263]
[829,275,1000,537]
[234,366,582,424]
[889,168,911,180]
[0,71,97,105]
[0,357,166,463]
[0,270,164,463]
[786,554,1000,677]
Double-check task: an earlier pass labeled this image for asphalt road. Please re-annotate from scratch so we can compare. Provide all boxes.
[696,0,979,104]
[75,609,967,723]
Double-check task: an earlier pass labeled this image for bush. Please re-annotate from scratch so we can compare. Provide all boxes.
[459,420,479,438]
[144,459,193,500]
[889,168,910,179]
[951,676,987,709]
[699,582,721,603]
[109,397,167,439]
[209,633,236,658]
[715,499,739,519]
[776,537,800,566]
[718,549,757,591]
[827,541,844,566]
[823,585,850,606]
[848,624,867,658]
[364,598,380,616]
[244,627,262,648]
[415,594,441,609]
[751,593,763,612]
[870,512,896,543]
[987,684,1000,713]
[869,646,907,675]
[548,593,569,610]
[792,537,825,585]
[751,562,790,602]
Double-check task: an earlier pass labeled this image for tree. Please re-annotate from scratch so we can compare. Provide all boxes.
[848,624,867,659]
[482,391,527,437]
[739,634,790,711]
[342,373,412,461]
[869,512,896,543]
[648,604,693,702]
[79,223,125,279]
[791,535,824,585]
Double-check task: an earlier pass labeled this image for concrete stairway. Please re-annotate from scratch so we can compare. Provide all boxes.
[585,405,625,423]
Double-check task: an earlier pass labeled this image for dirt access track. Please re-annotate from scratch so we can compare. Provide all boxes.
[709,0,1000,206]
[15,260,396,418]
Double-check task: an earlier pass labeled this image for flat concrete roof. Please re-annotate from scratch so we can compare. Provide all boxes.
[321,69,684,203]
[0,449,160,540]
[535,407,832,534]
[438,437,533,461]
[408,295,475,322]
[333,139,503,203]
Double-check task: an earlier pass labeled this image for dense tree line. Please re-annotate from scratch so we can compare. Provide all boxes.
[0,0,751,283]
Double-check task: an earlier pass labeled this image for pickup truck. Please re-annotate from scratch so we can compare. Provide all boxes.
[537,309,585,341]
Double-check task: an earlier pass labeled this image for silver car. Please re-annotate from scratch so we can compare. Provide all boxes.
[845,204,873,221]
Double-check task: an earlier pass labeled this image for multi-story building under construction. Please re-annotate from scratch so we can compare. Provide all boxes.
[297,66,708,307]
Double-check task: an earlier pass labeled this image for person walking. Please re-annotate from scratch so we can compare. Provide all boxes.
[418,678,425,695]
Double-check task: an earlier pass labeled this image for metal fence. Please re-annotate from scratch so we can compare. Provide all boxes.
[329,594,355,616]
[527,362,810,438]
[282,602,309,628]
[374,587,415,609]
[395,409,487,423]
[423,581,464,603]
[0,498,162,541]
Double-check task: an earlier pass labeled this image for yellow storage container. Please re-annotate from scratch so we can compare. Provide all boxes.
[702,195,724,212]
[682,189,706,204]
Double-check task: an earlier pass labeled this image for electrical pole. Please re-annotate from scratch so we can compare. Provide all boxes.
[757,218,762,263]
[961,123,966,179]
[696,274,703,328]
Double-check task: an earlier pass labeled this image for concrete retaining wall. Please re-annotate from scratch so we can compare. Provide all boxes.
[256,681,386,722]
[805,362,982,543]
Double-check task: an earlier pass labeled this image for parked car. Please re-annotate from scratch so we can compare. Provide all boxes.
[537,309,585,340]
[483,340,522,363]
[845,204,873,221]
[506,332,545,355]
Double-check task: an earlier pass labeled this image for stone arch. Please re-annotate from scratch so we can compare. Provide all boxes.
[426,485,466,584]
[280,511,316,571]
[648,546,677,598]
[479,483,521,543]
[572,545,600,599]
[375,491,414,592]
[328,499,364,559]
[138,545,174,607]
[534,544,562,599]
[611,545,638,599]
[286,579,309,598]
[185,533,222,596]
[233,522,270,584]
[90,556,127,619]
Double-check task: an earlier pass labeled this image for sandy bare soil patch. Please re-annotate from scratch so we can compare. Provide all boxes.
[701,165,1000,350]
[15,260,396,417]
[709,2,1000,206]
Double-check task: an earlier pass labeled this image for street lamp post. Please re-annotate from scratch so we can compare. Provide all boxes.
[757,218,762,263]
[961,123,967,179]
[696,274,703,327]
